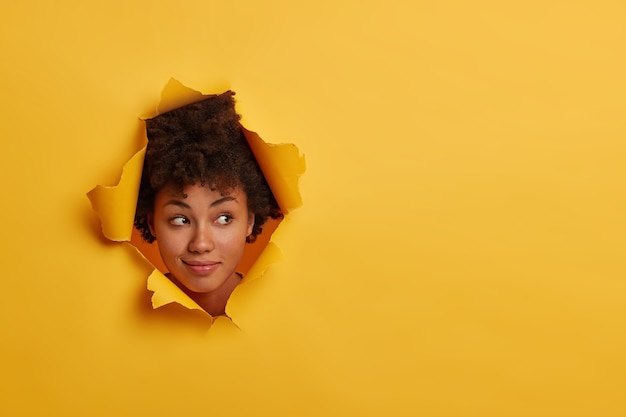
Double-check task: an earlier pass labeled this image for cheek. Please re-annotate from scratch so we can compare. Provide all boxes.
[154,227,186,259]
[217,228,249,256]
[217,233,243,252]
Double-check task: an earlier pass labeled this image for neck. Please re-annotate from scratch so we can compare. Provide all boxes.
[171,272,242,317]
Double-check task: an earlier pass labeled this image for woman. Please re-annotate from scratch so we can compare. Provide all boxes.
[134,91,282,316]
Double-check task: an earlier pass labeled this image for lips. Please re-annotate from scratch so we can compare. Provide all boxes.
[182,260,220,275]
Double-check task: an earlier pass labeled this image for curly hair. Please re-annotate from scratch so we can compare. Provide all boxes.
[134,90,282,244]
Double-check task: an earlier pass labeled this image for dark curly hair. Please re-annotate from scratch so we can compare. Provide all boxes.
[134,90,282,244]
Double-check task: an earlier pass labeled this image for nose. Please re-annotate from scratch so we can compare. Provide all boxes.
[188,224,215,253]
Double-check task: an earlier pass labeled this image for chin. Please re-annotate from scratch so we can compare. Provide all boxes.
[184,280,223,294]
[186,273,234,293]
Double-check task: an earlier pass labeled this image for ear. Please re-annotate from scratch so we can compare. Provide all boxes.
[246,212,255,237]
[147,212,156,237]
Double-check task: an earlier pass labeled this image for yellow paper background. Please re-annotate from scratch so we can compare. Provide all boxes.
[2,1,625,416]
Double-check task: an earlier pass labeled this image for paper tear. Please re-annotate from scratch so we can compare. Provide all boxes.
[225,242,284,322]
[87,79,305,327]
[240,242,283,285]
[141,78,232,120]
[243,128,306,213]
[87,148,145,242]
[147,269,205,311]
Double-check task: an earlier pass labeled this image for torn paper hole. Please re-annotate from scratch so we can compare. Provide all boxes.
[88,79,305,327]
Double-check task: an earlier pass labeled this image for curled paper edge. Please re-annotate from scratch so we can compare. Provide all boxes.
[87,148,145,242]
[87,80,305,327]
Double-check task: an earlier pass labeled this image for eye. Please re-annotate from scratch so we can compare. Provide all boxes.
[170,216,190,226]
[215,214,233,225]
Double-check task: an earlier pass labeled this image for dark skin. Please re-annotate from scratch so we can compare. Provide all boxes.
[134,91,282,315]
[148,183,254,316]
[135,91,281,246]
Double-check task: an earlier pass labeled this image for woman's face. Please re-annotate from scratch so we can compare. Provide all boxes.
[149,183,254,295]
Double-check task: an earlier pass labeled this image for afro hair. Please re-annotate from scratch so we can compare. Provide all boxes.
[134,90,282,243]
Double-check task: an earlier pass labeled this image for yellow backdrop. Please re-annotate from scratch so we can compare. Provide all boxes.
[1,1,625,416]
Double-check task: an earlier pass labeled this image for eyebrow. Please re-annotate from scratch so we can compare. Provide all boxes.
[163,196,238,209]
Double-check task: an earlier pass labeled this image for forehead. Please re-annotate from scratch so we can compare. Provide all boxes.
[156,183,247,202]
